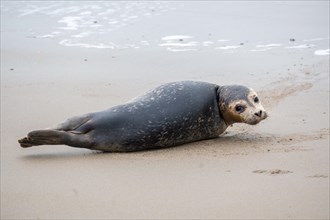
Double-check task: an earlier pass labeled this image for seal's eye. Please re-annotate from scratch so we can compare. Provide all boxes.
[235,105,245,113]
[254,97,259,103]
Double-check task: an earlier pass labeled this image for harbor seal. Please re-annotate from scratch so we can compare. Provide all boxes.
[18,81,267,152]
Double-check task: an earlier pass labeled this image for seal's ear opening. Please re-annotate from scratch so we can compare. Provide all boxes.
[219,102,227,112]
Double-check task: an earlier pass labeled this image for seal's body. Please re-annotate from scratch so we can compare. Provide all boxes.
[19,81,267,152]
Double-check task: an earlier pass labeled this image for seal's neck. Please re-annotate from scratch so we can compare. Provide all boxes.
[217,86,237,126]
[220,107,237,126]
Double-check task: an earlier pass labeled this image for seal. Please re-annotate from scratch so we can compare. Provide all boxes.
[18,81,267,152]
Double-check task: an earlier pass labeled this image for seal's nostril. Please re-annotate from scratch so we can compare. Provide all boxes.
[255,110,262,117]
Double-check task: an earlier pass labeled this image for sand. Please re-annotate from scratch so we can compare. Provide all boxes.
[1,1,329,219]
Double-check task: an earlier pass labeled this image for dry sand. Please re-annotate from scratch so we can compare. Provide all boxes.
[1,1,329,219]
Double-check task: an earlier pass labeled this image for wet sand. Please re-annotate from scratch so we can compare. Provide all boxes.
[1,1,329,219]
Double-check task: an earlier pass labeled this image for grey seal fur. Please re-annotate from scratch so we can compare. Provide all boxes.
[18,81,267,152]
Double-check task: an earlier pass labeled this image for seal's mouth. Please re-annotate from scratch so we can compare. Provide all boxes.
[245,110,268,125]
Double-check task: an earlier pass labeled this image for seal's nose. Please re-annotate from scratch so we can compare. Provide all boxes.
[254,110,263,117]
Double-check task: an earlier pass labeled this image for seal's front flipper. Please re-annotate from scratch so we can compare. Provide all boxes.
[18,130,94,149]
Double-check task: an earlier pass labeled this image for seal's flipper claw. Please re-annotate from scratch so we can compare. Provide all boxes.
[18,137,38,148]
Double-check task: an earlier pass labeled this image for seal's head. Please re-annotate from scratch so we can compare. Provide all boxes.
[218,85,268,125]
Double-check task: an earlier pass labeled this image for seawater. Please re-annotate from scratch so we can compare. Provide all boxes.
[1,1,329,55]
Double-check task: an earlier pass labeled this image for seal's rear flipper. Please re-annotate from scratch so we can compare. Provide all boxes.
[18,130,93,149]
[50,114,92,133]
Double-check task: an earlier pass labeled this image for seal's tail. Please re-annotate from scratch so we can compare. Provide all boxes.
[18,130,93,149]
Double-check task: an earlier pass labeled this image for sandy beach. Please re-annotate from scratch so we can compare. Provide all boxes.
[1,1,329,219]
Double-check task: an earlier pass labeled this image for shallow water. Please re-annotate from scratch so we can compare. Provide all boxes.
[2,1,329,54]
